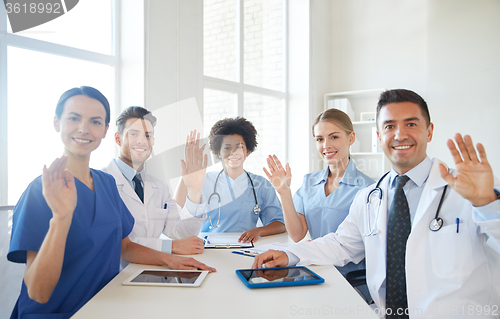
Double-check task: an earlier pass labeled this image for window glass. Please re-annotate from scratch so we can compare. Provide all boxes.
[7,0,113,55]
[204,0,236,81]
[7,47,115,205]
[244,0,283,91]
[243,93,283,174]
[203,88,237,137]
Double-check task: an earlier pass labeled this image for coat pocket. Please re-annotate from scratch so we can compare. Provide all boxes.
[429,222,473,278]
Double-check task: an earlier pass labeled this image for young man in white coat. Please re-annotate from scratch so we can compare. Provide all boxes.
[104,106,207,255]
[253,89,500,318]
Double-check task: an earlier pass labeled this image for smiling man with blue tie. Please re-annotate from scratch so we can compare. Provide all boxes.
[253,89,500,318]
[104,106,207,255]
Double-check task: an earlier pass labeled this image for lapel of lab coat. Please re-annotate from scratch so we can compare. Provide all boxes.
[371,173,390,294]
[142,173,158,207]
[106,160,143,205]
[411,159,449,231]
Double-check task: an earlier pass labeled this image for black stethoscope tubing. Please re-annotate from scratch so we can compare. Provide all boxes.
[367,171,448,232]
[207,169,261,229]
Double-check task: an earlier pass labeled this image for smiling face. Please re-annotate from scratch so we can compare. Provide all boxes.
[219,134,249,175]
[115,118,155,171]
[54,95,108,159]
[377,101,434,174]
[313,121,354,168]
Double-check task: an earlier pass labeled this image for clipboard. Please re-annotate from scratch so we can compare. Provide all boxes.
[232,242,291,257]
[203,235,254,249]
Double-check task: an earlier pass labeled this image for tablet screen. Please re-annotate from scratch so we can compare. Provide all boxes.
[131,270,202,284]
[239,267,320,284]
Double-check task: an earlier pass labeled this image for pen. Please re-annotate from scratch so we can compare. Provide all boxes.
[456,218,460,233]
[164,203,167,209]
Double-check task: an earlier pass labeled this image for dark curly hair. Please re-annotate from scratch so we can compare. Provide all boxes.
[208,117,258,157]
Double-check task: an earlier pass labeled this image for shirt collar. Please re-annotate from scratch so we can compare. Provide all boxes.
[389,156,432,189]
[114,157,144,182]
[312,158,359,187]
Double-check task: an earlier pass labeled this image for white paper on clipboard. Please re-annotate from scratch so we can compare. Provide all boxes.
[232,242,291,257]
[203,235,254,248]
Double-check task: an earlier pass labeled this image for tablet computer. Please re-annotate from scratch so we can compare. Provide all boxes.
[235,266,324,288]
[122,269,209,287]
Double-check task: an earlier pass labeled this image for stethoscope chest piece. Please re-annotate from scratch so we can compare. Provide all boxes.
[253,206,261,214]
[429,217,443,232]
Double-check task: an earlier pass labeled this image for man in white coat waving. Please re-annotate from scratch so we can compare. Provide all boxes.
[104,106,207,255]
[254,89,500,318]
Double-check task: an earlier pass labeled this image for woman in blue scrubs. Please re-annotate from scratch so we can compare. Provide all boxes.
[264,108,374,275]
[7,87,214,319]
[176,117,285,243]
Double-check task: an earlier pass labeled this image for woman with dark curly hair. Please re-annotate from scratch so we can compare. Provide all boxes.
[175,117,285,243]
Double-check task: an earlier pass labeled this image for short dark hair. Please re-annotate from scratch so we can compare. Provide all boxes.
[376,89,431,129]
[208,117,258,156]
[55,86,111,125]
[116,106,157,134]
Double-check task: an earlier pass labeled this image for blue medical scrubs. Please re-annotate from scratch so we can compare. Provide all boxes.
[293,159,374,239]
[201,170,284,232]
[8,169,134,319]
[293,159,374,277]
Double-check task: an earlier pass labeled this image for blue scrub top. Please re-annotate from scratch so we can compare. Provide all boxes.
[201,170,284,232]
[8,169,134,319]
[293,159,375,240]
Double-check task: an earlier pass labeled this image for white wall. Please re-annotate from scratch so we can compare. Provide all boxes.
[328,0,500,175]
[143,0,205,190]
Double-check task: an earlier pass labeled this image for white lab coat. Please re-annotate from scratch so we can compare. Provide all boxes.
[288,159,500,318]
[103,160,206,251]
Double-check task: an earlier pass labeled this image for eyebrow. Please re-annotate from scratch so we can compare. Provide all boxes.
[224,142,244,145]
[67,112,104,121]
[315,131,341,138]
[382,117,421,126]
[128,129,154,134]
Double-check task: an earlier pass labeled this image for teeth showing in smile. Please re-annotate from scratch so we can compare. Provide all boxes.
[393,145,412,150]
[134,148,147,153]
[74,138,91,144]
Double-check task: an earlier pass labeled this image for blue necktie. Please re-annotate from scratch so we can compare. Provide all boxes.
[386,175,411,318]
[133,174,144,203]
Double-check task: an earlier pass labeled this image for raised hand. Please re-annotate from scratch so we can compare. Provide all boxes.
[181,130,207,203]
[41,156,77,222]
[263,155,292,195]
[439,133,497,207]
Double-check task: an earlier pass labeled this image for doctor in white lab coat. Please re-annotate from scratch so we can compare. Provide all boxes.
[103,106,207,255]
[253,89,500,318]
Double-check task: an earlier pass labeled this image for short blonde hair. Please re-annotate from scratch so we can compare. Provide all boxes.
[312,108,354,137]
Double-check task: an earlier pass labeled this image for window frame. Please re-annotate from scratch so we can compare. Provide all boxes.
[0,1,121,205]
[203,0,289,160]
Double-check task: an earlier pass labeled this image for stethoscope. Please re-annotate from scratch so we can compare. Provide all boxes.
[364,171,448,236]
[207,169,261,229]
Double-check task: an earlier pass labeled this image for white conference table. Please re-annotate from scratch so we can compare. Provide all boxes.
[73,233,378,319]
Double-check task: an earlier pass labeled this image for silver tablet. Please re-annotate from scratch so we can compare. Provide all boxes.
[122,269,209,287]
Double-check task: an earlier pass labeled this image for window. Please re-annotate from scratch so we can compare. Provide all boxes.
[1,0,119,205]
[203,0,287,173]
